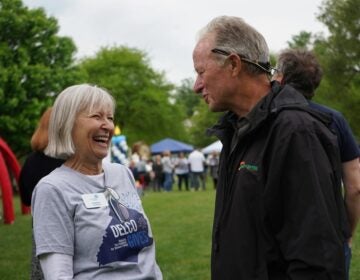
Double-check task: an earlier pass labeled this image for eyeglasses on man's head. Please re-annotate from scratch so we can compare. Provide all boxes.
[211,48,276,75]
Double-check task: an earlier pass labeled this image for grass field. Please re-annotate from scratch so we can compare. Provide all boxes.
[1,188,359,279]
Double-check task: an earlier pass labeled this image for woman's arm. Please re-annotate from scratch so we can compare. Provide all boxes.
[40,253,73,280]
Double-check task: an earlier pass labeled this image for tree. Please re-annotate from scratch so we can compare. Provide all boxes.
[315,0,360,138]
[80,46,188,146]
[173,78,200,118]
[0,0,84,157]
[317,0,360,82]
[188,102,222,148]
[172,78,223,147]
[283,0,360,139]
[286,31,314,50]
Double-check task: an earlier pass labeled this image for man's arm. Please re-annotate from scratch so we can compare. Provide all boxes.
[342,158,360,241]
[264,120,346,279]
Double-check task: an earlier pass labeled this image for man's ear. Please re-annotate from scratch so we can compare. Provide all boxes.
[227,54,242,77]
[272,72,284,84]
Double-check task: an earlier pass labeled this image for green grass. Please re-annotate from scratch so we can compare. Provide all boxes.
[143,189,214,280]
[1,189,360,280]
[0,189,215,280]
[0,198,33,280]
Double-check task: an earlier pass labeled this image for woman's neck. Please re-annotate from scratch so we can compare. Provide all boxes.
[64,158,103,175]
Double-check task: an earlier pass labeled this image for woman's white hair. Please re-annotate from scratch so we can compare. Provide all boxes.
[45,84,115,159]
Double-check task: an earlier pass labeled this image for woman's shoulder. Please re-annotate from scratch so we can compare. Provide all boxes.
[103,161,129,172]
[103,162,134,179]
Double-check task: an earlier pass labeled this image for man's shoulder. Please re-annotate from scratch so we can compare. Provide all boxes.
[309,102,355,136]
[309,102,344,119]
[273,108,324,129]
[267,107,336,143]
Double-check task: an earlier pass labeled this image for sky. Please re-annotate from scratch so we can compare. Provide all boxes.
[22,0,327,86]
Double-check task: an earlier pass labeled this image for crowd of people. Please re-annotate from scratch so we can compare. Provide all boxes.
[125,148,220,193]
[15,15,360,280]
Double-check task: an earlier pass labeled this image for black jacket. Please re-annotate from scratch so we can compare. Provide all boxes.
[209,82,347,280]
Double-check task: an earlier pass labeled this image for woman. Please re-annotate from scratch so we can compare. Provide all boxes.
[32,84,162,279]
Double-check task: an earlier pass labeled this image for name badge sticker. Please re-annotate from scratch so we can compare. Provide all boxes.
[82,193,108,209]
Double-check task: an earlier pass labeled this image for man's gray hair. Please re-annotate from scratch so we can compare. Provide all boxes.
[45,84,115,159]
[197,16,270,75]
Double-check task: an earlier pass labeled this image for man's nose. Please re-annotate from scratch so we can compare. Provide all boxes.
[193,76,203,94]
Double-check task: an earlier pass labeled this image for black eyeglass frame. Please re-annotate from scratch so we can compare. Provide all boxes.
[211,48,276,75]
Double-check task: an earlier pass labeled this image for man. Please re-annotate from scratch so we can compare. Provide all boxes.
[188,148,206,190]
[192,16,348,279]
[274,49,360,279]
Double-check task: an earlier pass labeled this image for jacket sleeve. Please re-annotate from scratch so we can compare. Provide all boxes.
[263,126,346,279]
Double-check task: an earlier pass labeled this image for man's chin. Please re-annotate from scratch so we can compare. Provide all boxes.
[209,104,225,113]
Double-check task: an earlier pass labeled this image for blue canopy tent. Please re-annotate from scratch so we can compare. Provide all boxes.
[150,138,194,154]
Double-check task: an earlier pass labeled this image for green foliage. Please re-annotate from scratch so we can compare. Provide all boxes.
[188,102,222,147]
[287,31,313,49]
[79,46,188,146]
[173,78,200,118]
[0,0,85,156]
[172,78,222,147]
[283,0,360,140]
[317,0,360,87]
[315,0,360,139]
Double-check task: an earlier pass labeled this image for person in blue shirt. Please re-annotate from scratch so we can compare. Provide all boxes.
[273,49,360,280]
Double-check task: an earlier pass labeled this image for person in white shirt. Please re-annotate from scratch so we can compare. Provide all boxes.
[188,148,206,190]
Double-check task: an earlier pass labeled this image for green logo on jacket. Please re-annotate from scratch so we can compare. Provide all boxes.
[238,161,258,171]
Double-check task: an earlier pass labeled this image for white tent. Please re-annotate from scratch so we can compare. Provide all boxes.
[202,140,222,155]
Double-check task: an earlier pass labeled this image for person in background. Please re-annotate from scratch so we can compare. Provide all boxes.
[152,155,163,192]
[207,151,219,189]
[19,107,65,280]
[161,150,174,192]
[188,148,206,191]
[135,155,148,188]
[193,15,348,279]
[174,152,190,191]
[32,84,162,280]
[19,107,65,207]
[273,48,360,280]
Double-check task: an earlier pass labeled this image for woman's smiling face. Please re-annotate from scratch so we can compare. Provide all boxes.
[71,106,114,164]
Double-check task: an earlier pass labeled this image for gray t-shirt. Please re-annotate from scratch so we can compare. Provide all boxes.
[32,162,162,280]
